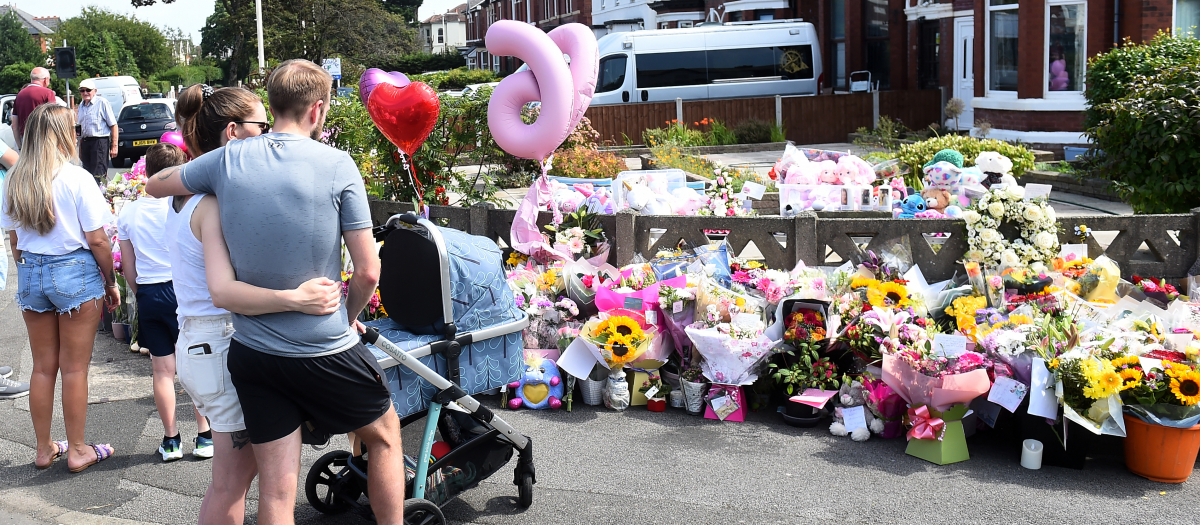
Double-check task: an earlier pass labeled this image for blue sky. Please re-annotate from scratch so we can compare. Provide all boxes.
[23,0,470,45]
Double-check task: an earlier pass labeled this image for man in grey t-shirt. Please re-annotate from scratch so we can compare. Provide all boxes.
[147,61,405,524]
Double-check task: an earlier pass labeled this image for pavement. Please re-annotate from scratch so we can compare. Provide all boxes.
[2,245,1199,525]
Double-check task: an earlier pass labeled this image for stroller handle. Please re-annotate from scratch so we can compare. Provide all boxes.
[392,213,420,226]
[360,326,382,346]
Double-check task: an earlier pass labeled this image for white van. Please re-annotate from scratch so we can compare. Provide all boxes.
[89,76,143,111]
[591,20,822,105]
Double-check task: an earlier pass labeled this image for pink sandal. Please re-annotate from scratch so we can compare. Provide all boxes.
[35,440,67,470]
[69,443,115,473]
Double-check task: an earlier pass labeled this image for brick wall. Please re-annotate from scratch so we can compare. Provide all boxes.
[974,0,984,98]
[953,0,973,11]
[1140,0,1175,40]
[974,108,1084,132]
[1017,0,1046,99]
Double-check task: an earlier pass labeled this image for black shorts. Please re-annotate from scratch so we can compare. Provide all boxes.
[227,340,392,444]
[135,281,179,357]
[80,137,110,184]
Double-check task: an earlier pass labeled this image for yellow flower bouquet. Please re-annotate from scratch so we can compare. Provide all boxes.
[581,314,658,368]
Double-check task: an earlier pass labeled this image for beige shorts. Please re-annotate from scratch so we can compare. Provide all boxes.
[175,314,244,433]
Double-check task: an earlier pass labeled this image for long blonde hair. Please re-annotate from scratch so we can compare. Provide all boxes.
[4,104,77,235]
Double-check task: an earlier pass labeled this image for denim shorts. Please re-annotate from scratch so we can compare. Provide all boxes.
[15,249,106,314]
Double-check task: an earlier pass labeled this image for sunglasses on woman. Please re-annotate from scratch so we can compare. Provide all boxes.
[234,120,270,134]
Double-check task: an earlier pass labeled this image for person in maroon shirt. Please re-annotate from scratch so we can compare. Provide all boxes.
[13,68,57,150]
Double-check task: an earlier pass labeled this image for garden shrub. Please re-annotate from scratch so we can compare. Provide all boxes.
[896,134,1035,183]
[1087,62,1200,213]
[411,67,498,91]
[548,146,626,179]
[1085,32,1200,129]
[732,119,773,144]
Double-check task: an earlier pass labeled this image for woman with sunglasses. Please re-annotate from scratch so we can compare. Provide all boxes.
[171,85,342,524]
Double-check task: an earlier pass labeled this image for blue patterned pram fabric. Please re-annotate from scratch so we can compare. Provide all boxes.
[365,225,525,418]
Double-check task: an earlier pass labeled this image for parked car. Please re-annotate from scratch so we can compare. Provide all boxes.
[0,94,16,150]
[590,19,823,105]
[114,100,176,167]
[146,92,165,99]
[89,76,144,111]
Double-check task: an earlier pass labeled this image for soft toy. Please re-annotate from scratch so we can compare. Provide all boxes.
[783,161,819,185]
[671,187,705,215]
[975,151,1017,188]
[507,357,565,410]
[815,160,839,185]
[923,149,964,169]
[551,187,585,214]
[836,155,877,186]
[622,175,674,215]
[920,188,954,215]
[829,380,878,442]
[576,184,615,214]
[894,193,927,218]
[922,161,962,190]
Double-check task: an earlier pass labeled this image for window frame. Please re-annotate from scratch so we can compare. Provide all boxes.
[985,0,1020,94]
[1175,0,1200,38]
[1043,0,1087,98]
[829,0,846,90]
[595,53,629,94]
[862,0,890,89]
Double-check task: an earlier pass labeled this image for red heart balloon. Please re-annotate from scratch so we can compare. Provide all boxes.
[366,81,440,157]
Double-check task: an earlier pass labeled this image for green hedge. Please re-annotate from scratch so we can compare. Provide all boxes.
[369,51,465,75]
[410,67,498,91]
[896,134,1036,188]
[1085,32,1200,129]
[1088,61,1200,213]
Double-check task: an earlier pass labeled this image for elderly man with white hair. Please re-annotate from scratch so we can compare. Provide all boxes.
[76,77,119,185]
[12,67,59,151]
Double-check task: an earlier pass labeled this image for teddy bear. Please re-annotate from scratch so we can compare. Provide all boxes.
[783,161,820,185]
[829,380,879,442]
[975,151,1018,188]
[835,155,877,186]
[920,187,954,215]
[507,357,565,410]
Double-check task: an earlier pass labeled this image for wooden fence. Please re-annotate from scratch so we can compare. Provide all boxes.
[583,90,943,145]
[370,199,1200,282]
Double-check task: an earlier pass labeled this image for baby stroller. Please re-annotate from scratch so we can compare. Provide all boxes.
[304,213,534,524]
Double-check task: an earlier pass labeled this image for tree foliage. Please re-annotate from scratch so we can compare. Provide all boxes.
[371,51,466,75]
[266,0,416,66]
[0,13,44,67]
[77,31,141,78]
[58,7,174,79]
[382,0,424,24]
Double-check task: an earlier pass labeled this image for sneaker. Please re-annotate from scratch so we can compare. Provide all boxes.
[0,376,30,399]
[0,366,12,378]
[159,436,183,462]
[193,436,214,459]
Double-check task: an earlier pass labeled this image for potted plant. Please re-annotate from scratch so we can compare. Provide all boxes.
[1116,357,1200,483]
[638,372,672,412]
[679,366,708,415]
[769,305,840,426]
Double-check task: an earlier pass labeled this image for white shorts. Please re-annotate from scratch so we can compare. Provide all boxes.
[175,314,245,433]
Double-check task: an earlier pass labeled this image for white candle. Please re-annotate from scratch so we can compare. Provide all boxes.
[1021,439,1043,470]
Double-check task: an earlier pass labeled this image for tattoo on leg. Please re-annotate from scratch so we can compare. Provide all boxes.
[231,430,251,450]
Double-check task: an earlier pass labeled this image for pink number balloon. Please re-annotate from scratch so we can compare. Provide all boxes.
[547,24,599,138]
[486,20,575,161]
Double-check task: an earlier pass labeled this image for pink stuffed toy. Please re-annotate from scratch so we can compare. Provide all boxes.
[816,160,839,184]
[784,161,820,185]
[836,155,877,186]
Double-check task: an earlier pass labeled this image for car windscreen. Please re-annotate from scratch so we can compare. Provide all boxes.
[120,104,172,120]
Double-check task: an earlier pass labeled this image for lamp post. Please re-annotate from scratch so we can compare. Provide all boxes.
[255,0,266,75]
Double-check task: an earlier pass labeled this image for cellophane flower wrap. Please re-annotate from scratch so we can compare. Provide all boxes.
[686,313,773,385]
[1118,358,1200,428]
[580,314,658,369]
[882,343,993,413]
[508,263,578,349]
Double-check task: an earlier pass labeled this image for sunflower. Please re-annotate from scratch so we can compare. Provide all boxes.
[867,281,909,308]
[604,334,639,364]
[1170,370,1200,406]
[1118,368,1143,391]
[604,316,643,341]
[850,277,880,290]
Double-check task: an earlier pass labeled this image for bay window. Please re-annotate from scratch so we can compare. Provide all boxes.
[987,0,1018,92]
[1046,1,1085,93]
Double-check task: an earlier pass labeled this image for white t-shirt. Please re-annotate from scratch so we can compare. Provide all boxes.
[0,164,113,255]
[116,196,172,284]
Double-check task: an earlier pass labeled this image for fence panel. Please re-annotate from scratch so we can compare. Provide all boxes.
[878,90,943,130]
[585,102,675,145]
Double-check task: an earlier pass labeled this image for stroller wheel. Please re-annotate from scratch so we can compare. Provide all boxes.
[305,450,362,514]
[517,472,534,508]
[403,498,445,525]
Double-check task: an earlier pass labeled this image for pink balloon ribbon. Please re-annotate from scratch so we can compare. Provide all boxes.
[906,405,945,441]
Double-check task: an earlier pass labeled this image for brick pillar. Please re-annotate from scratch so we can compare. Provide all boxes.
[907,19,920,90]
[890,0,908,89]
[847,0,864,78]
[1087,0,1116,56]
[1142,0,1175,40]
[1017,0,1046,99]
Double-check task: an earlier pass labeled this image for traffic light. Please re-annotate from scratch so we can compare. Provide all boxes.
[54,47,76,79]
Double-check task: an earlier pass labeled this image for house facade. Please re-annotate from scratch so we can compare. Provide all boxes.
[0,6,58,53]
[421,4,470,55]
[464,0,595,72]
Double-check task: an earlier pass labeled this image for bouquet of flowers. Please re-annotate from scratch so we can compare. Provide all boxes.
[698,168,755,217]
[694,276,765,324]
[1119,357,1200,428]
[881,337,993,413]
[686,313,774,385]
[544,208,610,265]
[1130,275,1182,305]
[1046,348,1127,436]
[1075,255,1120,304]
[508,263,580,348]
[581,314,658,368]
[105,158,149,203]
[963,185,1059,271]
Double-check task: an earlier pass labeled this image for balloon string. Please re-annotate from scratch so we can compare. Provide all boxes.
[407,152,428,218]
[542,159,563,226]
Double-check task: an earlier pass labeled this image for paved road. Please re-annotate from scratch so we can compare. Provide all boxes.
[2,252,1198,525]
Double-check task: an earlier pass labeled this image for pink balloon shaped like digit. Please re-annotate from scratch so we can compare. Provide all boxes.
[486,20,574,161]
[547,24,599,137]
